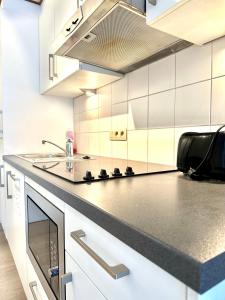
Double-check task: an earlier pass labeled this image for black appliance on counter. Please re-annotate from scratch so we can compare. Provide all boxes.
[177,125,225,180]
[33,156,177,184]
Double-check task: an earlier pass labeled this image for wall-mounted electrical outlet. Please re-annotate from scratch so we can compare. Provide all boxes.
[110,129,127,141]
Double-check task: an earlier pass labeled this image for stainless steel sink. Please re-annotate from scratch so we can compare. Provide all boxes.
[17,153,66,163]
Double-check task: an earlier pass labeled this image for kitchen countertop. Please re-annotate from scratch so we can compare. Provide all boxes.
[3,155,225,294]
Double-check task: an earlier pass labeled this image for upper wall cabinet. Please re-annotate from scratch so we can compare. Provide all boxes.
[39,0,122,98]
[147,0,225,45]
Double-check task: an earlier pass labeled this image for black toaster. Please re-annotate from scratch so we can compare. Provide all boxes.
[177,126,225,180]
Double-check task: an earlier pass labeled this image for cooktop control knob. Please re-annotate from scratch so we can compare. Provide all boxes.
[82,155,90,159]
[83,171,94,181]
[98,169,109,179]
[125,166,134,176]
[112,168,122,177]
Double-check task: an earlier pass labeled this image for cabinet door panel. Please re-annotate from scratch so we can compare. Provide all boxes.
[39,0,55,93]
[65,204,186,300]
[66,251,106,300]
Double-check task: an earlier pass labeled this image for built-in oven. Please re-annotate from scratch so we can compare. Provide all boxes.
[25,183,71,300]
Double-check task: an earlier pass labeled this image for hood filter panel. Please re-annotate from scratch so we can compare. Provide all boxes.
[65,5,180,73]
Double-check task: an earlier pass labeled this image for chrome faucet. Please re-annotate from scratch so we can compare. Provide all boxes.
[42,140,66,154]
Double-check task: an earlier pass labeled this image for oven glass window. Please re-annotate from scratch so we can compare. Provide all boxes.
[27,196,59,299]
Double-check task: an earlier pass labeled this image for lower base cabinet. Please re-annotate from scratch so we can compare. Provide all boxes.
[66,251,106,300]
[27,255,49,300]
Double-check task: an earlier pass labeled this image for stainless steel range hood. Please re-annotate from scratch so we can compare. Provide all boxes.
[53,0,191,73]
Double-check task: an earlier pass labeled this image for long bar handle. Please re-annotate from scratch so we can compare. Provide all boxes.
[6,171,12,199]
[71,230,129,279]
[29,281,38,300]
[9,172,20,182]
[49,54,54,80]
[60,272,72,300]
[148,0,157,5]
[0,165,4,187]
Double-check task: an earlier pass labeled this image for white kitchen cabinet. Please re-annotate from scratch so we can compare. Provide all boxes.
[146,0,225,45]
[39,0,80,96]
[3,162,28,295]
[0,164,5,227]
[39,0,55,93]
[65,203,186,300]
[27,255,49,300]
[66,251,107,300]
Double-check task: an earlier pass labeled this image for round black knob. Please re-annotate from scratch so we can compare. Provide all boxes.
[125,166,134,176]
[98,169,109,179]
[112,168,122,177]
[83,171,94,181]
[82,155,90,159]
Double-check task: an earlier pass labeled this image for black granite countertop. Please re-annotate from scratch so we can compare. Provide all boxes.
[3,155,225,294]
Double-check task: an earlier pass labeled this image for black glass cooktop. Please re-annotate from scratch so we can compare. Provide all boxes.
[33,155,177,184]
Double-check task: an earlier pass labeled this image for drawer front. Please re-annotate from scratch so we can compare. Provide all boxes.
[27,256,48,300]
[65,204,186,300]
[66,251,106,300]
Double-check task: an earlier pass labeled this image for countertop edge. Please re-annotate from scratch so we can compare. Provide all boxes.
[3,155,225,294]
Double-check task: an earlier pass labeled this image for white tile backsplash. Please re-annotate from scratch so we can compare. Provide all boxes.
[148,128,175,166]
[211,76,225,125]
[149,90,175,129]
[128,96,148,130]
[112,140,127,159]
[149,55,175,94]
[128,130,148,162]
[112,76,128,104]
[176,44,211,87]
[74,35,225,164]
[128,65,149,100]
[111,102,128,130]
[175,81,211,127]
[212,36,225,78]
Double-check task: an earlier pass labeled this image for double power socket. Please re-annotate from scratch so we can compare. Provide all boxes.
[110,129,127,141]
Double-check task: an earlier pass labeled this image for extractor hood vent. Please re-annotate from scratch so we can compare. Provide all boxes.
[54,0,191,73]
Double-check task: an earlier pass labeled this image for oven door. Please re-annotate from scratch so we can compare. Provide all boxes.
[25,183,65,300]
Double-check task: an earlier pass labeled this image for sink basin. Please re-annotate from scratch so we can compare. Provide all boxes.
[17,153,66,163]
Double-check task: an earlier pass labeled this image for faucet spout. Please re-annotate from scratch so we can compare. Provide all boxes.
[42,140,66,154]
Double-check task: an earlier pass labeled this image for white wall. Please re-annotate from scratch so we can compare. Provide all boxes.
[74,36,225,167]
[1,0,73,154]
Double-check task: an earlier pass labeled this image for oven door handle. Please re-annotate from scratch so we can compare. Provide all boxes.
[60,272,72,300]
[29,281,38,300]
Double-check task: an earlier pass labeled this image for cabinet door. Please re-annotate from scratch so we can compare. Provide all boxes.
[54,0,77,38]
[66,251,106,300]
[39,0,55,93]
[27,256,49,300]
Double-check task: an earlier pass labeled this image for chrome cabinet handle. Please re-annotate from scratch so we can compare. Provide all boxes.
[0,165,4,187]
[49,54,54,80]
[71,230,129,279]
[9,172,20,182]
[53,54,58,78]
[6,171,12,199]
[29,281,38,300]
[148,0,157,5]
[60,272,72,300]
